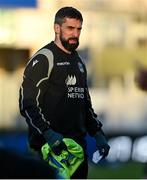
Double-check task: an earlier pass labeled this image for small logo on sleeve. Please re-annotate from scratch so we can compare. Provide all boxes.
[32,59,39,67]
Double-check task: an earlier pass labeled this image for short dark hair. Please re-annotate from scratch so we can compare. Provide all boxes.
[54,7,83,25]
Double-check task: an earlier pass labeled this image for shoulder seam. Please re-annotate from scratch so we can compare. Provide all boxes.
[28,48,54,87]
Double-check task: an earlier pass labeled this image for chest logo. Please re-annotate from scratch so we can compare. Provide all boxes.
[78,62,84,73]
[65,75,76,86]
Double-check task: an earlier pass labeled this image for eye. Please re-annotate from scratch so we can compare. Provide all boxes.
[67,26,74,30]
[78,27,82,31]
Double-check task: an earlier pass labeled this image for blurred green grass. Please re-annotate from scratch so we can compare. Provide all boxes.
[88,161,146,179]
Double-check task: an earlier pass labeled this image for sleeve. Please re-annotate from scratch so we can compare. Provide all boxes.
[85,85,103,136]
[82,61,102,136]
[19,49,53,134]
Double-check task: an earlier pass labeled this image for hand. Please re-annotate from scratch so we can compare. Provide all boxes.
[94,130,110,159]
[43,129,66,155]
[52,141,67,155]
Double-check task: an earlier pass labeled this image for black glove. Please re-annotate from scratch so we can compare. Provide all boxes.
[94,130,110,159]
[43,129,67,155]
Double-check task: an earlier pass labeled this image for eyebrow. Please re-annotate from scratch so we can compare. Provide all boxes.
[66,25,82,29]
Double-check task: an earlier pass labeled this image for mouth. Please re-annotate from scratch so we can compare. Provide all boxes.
[69,39,78,44]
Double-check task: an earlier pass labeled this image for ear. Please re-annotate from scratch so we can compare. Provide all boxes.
[54,24,60,34]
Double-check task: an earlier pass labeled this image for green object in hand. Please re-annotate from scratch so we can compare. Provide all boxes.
[41,138,84,179]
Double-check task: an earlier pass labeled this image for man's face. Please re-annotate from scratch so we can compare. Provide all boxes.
[58,18,82,52]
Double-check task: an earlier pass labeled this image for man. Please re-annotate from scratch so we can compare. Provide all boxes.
[19,7,110,178]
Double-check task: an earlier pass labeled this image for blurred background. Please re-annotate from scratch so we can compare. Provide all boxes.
[0,0,147,178]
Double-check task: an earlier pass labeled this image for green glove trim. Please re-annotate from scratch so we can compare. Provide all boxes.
[41,138,84,179]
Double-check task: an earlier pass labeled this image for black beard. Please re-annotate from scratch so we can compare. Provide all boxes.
[60,36,79,52]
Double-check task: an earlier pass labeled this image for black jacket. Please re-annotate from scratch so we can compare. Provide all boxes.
[19,41,102,150]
